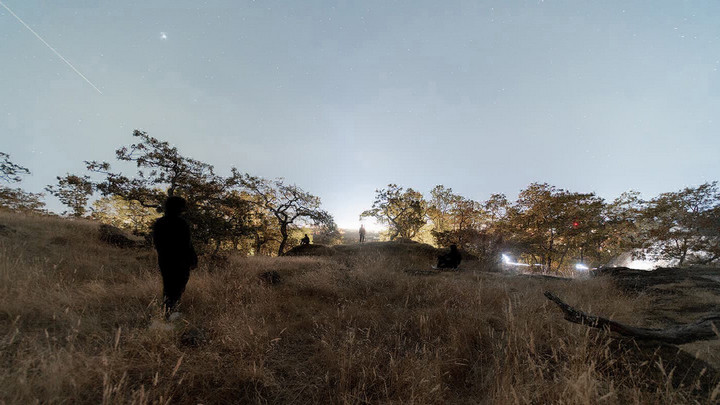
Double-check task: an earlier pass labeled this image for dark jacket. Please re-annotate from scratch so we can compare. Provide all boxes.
[438,246,462,268]
[152,215,198,271]
[446,248,461,268]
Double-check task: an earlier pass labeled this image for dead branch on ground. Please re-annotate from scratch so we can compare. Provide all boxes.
[544,291,720,345]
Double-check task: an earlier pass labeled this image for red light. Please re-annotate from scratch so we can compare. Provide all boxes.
[573,221,579,228]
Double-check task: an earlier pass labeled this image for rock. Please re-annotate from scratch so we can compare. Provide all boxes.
[592,266,720,294]
[592,266,720,328]
[98,224,143,248]
[259,271,281,285]
[149,319,175,331]
[180,327,208,347]
[49,236,69,246]
[283,244,335,257]
[0,224,15,236]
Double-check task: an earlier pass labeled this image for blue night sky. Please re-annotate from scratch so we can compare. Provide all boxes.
[2,0,719,228]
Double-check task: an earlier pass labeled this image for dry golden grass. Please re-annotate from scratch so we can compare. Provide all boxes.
[1,210,718,404]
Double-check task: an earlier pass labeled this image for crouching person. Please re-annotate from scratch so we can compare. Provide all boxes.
[437,244,462,269]
[152,196,198,320]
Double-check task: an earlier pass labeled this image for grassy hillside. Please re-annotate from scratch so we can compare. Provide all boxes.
[0,211,718,404]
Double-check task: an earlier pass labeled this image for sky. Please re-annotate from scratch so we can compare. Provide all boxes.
[2,0,720,230]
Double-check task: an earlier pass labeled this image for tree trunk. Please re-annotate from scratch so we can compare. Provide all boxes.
[547,235,554,270]
[253,233,264,256]
[389,229,399,241]
[555,247,569,272]
[278,223,288,256]
[679,238,688,266]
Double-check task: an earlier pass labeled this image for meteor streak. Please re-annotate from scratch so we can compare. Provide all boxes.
[0,0,103,94]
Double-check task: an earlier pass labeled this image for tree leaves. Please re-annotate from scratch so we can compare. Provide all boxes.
[361,184,427,240]
[45,174,93,217]
[0,152,31,184]
[641,182,720,265]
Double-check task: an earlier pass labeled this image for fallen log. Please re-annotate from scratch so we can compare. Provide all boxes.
[544,291,720,345]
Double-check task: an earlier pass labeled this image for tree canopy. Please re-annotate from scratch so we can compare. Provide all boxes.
[0,152,31,183]
[0,152,45,213]
[86,131,253,253]
[361,184,427,241]
[641,182,720,266]
[45,174,93,217]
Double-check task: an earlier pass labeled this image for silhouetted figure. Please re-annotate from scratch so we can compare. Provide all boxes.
[359,224,366,243]
[436,244,462,269]
[300,234,310,245]
[152,196,197,319]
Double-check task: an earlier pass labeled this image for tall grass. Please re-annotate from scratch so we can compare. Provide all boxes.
[0,211,717,404]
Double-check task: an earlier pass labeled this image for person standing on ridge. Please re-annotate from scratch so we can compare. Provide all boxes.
[152,196,198,320]
[300,234,310,245]
[359,224,366,243]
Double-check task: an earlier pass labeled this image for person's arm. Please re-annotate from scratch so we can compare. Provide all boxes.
[189,243,198,269]
[185,222,198,269]
[151,220,160,250]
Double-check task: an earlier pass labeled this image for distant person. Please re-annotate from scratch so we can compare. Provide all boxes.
[436,244,462,269]
[300,234,310,245]
[152,196,197,320]
[359,224,366,243]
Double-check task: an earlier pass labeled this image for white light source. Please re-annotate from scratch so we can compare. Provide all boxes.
[575,263,589,271]
[501,254,531,267]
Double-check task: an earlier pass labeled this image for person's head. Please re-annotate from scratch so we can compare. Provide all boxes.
[304,234,308,237]
[450,244,458,251]
[164,196,187,217]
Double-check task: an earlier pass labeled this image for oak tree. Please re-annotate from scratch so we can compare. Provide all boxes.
[641,182,720,266]
[45,174,93,217]
[506,183,605,271]
[87,131,252,252]
[361,184,427,241]
[240,172,334,255]
[0,152,45,213]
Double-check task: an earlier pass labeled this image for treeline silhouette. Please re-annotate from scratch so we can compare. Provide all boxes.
[361,181,719,271]
[1,132,719,270]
